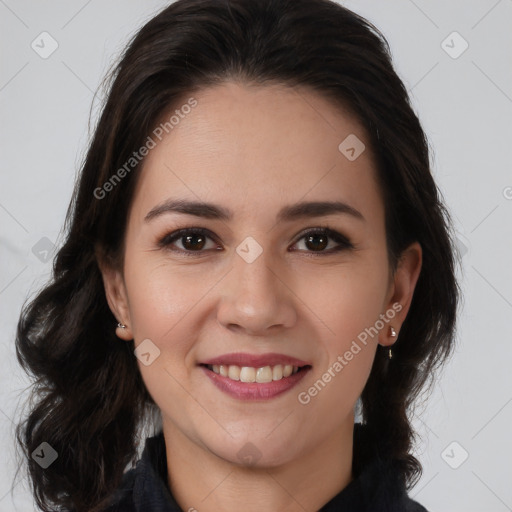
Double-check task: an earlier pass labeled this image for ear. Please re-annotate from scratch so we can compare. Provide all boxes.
[380,241,422,347]
[96,252,133,341]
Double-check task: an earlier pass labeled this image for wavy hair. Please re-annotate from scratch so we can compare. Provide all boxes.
[14,0,459,510]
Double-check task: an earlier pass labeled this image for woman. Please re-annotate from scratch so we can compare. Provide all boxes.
[15,0,459,510]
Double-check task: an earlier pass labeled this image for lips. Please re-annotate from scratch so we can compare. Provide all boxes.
[200,363,311,400]
[198,352,312,400]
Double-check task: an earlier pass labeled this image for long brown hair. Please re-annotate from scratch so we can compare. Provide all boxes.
[14,1,459,510]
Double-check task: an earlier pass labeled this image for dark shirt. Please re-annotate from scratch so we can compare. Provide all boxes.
[101,423,428,511]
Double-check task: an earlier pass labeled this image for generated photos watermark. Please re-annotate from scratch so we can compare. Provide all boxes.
[93,97,198,200]
[297,302,402,405]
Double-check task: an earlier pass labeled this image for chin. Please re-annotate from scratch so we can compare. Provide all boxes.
[208,435,303,469]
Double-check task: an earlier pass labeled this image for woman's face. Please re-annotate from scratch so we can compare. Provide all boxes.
[102,81,421,467]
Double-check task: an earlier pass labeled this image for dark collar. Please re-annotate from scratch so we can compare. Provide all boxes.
[109,423,428,512]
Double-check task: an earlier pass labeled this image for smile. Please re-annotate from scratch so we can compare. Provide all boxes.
[205,363,300,383]
[200,363,312,400]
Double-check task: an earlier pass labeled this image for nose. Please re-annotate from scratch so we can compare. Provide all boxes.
[216,245,297,336]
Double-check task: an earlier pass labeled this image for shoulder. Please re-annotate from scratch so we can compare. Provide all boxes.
[93,467,138,512]
[95,430,177,511]
[352,423,430,512]
[402,495,429,512]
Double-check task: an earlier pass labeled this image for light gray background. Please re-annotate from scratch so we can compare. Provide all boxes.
[1,1,511,511]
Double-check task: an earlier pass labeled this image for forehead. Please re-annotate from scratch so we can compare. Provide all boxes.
[129,82,383,227]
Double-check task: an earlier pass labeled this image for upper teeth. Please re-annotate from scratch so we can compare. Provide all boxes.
[208,364,299,383]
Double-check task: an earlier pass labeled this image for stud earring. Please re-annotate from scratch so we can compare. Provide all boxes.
[117,322,127,329]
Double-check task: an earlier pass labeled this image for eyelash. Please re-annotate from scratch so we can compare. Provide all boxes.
[157,226,354,257]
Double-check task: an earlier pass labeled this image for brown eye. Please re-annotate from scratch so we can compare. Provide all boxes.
[158,226,353,257]
[304,233,329,251]
[292,228,354,254]
[158,228,219,255]
[181,233,206,251]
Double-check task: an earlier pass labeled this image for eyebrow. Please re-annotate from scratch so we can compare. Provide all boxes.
[144,198,365,223]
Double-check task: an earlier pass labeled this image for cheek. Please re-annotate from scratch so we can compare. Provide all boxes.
[302,345,375,422]
[124,245,204,319]
[122,254,206,367]
[298,270,383,412]
[306,259,388,399]
[122,260,204,411]
[312,263,390,340]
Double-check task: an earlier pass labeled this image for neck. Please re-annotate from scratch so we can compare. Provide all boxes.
[163,418,354,512]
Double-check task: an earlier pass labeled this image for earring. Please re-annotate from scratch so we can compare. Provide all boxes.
[117,322,127,329]
[388,326,397,360]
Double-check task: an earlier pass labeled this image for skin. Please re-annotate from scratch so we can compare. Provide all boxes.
[100,81,422,512]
